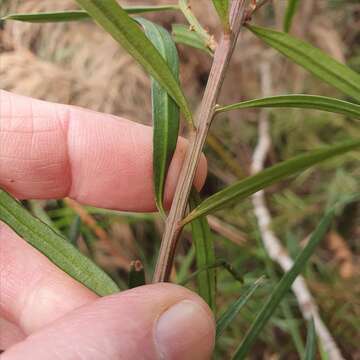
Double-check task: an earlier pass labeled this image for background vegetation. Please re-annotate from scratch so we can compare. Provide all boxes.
[1,0,359,358]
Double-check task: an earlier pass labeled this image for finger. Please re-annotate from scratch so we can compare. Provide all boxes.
[0,223,97,335]
[3,284,215,360]
[0,90,207,211]
[0,318,25,351]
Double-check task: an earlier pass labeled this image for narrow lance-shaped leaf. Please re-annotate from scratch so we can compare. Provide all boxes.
[0,190,120,296]
[128,260,146,289]
[2,5,180,23]
[216,95,360,119]
[211,0,230,31]
[304,318,317,360]
[189,189,217,312]
[216,277,265,340]
[172,24,214,56]
[232,209,334,359]
[136,18,180,216]
[183,140,360,224]
[68,215,82,245]
[247,25,360,103]
[283,0,300,33]
[75,0,193,124]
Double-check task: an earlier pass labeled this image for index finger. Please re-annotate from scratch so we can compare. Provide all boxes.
[0,90,206,211]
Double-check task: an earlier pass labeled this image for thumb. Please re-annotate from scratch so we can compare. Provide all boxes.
[3,284,215,360]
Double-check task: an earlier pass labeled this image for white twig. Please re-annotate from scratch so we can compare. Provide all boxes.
[251,61,344,360]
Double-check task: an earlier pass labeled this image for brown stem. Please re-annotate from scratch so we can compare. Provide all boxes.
[153,0,248,283]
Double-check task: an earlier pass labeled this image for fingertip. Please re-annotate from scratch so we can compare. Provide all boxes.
[155,293,215,360]
[194,152,208,191]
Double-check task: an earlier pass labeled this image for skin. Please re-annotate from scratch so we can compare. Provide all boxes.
[0,90,214,359]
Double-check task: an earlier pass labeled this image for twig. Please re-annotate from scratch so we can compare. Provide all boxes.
[179,259,243,286]
[244,0,272,22]
[251,60,344,360]
[153,0,248,282]
[207,215,247,246]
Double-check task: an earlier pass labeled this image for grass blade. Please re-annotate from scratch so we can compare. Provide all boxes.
[304,318,317,360]
[128,260,146,289]
[74,0,193,124]
[172,24,214,55]
[216,95,360,119]
[0,190,120,296]
[216,277,265,340]
[189,190,217,312]
[68,215,82,245]
[136,18,180,216]
[182,140,360,224]
[2,5,180,23]
[247,25,360,103]
[283,0,300,32]
[212,0,230,31]
[232,210,335,359]
[264,257,305,356]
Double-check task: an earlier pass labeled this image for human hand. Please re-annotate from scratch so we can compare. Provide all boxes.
[0,90,214,359]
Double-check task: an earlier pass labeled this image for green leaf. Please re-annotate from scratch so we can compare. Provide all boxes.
[172,24,214,55]
[304,318,317,360]
[232,210,334,359]
[128,260,146,288]
[136,18,180,216]
[2,5,180,23]
[247,25,360,103]
[0,190,120,296]
[74,0,193,124]
[189,189,216,312]
[211,0,230,31]
[264,256,305,356]
[183,140,360,224]
[2,10,90,22]
[216,95,360,119]
[68,215,82,245]
[283,0,300,32]
[216,277,265,340]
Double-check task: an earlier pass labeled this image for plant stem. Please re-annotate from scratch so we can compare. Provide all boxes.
[153,0,248,283]
[178,0,211,39]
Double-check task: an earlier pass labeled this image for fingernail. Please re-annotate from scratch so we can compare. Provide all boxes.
[155,300,215,360]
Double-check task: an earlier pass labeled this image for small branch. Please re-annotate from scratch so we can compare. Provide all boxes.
[251,61,344,360]
[179,259,243,286]
[208,215,247,246]
[244,0,272,22]
[153,0,248,282]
